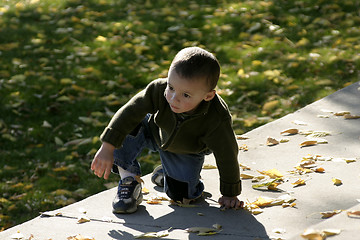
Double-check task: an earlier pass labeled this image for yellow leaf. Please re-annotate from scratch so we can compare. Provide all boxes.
[332,178,342,186]
[146,199,162,205]
[252,197,276,207]
[239,144,248,151]
[142,187,150,194]
[258,169,283,179]
[252,60,262,66]
[292,179,306,187]
[315,167,325,173]
[95,35,107,42]
[296,37,310,47]
[262,100,279,112]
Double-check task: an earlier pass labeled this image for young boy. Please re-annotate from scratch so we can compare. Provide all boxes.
[91,47,242,214]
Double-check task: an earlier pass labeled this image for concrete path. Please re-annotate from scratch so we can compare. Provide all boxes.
[1,81,359,240]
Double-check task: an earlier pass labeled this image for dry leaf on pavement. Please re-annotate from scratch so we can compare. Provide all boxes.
[258,169,284,179]
[267,137,279,146]
[343,114,360,119]
[300,140,318,147]
[320,210,342,218]
[135,228,171,239]
[301,228,341,239]
[332,178,342,186]
[292,179,306,187]
[202,164,217,169]
[347,210,360,218]
[280,128,299,135]
[67,234,95,240]
[333,111,350,116]
[77,216,90,224]
[186,226,219,236]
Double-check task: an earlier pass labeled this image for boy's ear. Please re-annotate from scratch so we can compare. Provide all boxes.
[204,90,216,101]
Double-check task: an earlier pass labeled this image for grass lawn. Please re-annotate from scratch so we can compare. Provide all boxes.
[1,0,359,230]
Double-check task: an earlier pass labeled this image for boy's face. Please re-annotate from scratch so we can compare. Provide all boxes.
[165,69,215,114]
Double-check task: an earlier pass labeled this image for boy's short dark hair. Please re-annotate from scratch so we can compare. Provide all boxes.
[170,47,220,91]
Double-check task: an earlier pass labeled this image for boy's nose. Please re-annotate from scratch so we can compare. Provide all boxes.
[171,93,180,102]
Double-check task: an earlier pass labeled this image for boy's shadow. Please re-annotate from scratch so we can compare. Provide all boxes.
[107,192,270,240]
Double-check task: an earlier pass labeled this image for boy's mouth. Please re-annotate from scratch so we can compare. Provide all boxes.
[170,104,180,111]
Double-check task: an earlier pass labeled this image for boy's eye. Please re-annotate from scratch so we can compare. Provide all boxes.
[168,85,174,91]
[183,93,190,98]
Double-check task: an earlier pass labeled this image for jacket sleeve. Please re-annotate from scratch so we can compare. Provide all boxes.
[100,79,163,148]
[205,116,241,197]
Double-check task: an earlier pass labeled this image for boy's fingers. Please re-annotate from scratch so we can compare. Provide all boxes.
[103,165,112,179]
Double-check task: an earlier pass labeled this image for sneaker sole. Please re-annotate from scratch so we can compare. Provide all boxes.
[112,194,143,214]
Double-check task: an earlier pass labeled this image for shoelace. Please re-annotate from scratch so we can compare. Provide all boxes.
[118,184,132,199]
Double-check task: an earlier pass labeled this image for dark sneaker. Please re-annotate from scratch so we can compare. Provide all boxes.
[151,165,164,187]
[112,176,143,214]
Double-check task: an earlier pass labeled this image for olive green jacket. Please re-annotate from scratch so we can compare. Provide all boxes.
[100,78,241,197]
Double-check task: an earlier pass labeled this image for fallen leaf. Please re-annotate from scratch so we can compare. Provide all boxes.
[315,167,325,173]
[135,228,171,239]
[251,195,295,208]
[239,144,248,151]
[280,138,290,143]
[239,163,251,170]
[77,216,90,223]
[241,173,255,179]
[67,234,95,240]
[292,179,306,187]
[273,228,286,234]
[322,229,341,236]
[300,140,318,147]
[171,200,198,208]
[332,178,342,186]
[258,169,283,179]
[317,115,329,118]
[267,137,279,146]
[186,227,218,236]
[10,232,25,240]
[212,223,222,230]
[146,199,162,204]
[237,135,249,140]
[300,229,325,240]
[320,210,342,218]
[142,187,150,194]
[306,131,331,138]
[344,114,360,119]
[334,111,350,116]
[347,210,360,218]
[202,164,217,169]
[280,128,299,135]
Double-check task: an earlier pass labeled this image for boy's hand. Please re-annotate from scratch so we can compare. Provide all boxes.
[218,196,244,210]
[91,142,115,180]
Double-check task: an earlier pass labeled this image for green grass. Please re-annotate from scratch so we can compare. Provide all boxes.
[1,0,359,230]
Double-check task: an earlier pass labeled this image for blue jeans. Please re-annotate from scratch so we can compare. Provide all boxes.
[113,114,205,200]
